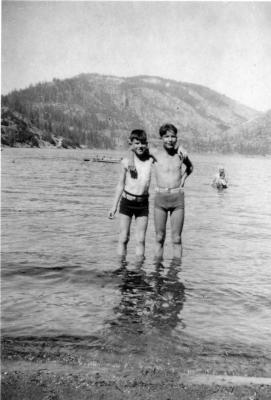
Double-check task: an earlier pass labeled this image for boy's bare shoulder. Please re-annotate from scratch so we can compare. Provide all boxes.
[178,145,188,159]
[150,147,162,159]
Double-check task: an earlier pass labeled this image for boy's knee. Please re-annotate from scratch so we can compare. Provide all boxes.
[156,232,165,244]
[120,232,129,244]
[137,237,145,246]
[172,234,182,245]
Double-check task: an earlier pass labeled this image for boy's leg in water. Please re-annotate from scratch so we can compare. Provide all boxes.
[117,214,132,261]
[135,215,148,262]
[170,207,184,260]
[154,206,168,261]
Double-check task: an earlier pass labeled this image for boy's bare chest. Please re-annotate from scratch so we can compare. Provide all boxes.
[155,153,182,173]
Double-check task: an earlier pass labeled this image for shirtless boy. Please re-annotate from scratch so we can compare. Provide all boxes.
[108,130,153,262]
[152,124,193,261]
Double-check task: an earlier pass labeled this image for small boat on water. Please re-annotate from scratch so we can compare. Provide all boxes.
[91,156,121,164]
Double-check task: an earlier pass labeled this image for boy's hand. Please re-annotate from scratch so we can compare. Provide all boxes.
[128,166,138,179]
[108,208,117,219]
[181,172,188,187]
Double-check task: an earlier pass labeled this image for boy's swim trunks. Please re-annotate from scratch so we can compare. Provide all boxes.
[119,193,149,218]
[154,190,184,212]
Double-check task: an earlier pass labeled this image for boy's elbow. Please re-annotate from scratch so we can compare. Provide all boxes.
[186,162,193,175]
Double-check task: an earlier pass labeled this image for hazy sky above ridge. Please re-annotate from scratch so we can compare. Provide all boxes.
[2,1,271,112]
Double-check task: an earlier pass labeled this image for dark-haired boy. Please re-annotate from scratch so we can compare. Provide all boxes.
[108,130,154,262]
[153,124,193,261]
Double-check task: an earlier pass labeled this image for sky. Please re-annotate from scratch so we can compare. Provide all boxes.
[1,1,271,112]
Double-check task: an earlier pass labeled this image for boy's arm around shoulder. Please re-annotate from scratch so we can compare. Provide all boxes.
[148,146,158,163]
[108,161,126,219]
[127,146,156,178]
[127,148,138,178]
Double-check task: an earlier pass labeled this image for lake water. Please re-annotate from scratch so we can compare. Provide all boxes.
[2,148,271,360]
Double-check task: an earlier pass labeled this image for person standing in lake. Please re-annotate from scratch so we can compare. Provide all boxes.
[151,124,193,261]
[108,130,154,262]
[212,166,228,189]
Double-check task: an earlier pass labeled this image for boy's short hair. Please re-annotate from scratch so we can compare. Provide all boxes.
[159,123,178,137]
[129,129,147,143]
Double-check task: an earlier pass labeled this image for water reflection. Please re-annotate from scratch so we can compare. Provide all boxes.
[110,259,186,334]
[149,260,186,331]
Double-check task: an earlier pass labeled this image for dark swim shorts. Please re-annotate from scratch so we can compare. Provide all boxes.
[119,196,149,218]
[154,190,184,212]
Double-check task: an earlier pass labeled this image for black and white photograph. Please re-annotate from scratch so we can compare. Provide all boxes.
[1,1,271,399]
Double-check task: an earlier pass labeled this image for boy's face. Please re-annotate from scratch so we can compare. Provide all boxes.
[161,130,177,150]
[131,139,148,156]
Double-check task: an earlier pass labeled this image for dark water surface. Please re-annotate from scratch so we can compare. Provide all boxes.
[2,149,271,359]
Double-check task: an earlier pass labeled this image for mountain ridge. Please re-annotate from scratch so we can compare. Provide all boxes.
[1,73,269,154]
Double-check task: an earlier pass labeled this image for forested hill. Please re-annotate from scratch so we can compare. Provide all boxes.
[225,110,271,154]
[1,73,269,154]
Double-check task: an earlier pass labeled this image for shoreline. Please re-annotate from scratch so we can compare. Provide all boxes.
[2,337,271,399]
[1,145,270,157]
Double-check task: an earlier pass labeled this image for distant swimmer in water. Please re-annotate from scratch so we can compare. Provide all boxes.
[108,129,154,263]
[212,166,228,189]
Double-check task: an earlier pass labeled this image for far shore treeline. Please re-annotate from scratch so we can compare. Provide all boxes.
[1,73,271,154]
